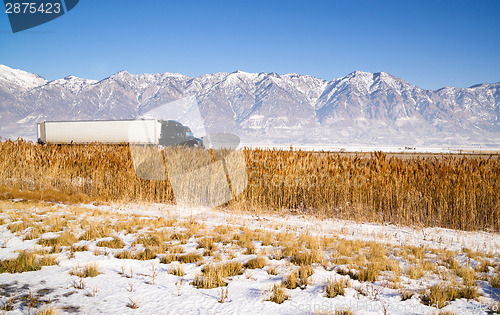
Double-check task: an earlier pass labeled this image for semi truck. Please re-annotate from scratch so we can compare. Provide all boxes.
[37,119,204,147]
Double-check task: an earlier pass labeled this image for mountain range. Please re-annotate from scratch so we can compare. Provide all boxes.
[0,64,499,147]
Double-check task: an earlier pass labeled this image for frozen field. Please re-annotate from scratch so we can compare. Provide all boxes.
[1,199,500,314]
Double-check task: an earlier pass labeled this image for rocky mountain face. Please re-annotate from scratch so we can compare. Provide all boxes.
[0,65,499,146]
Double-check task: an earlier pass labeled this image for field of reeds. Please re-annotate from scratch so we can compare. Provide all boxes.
[0,139,499,231]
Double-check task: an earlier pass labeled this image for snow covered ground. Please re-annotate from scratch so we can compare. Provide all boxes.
[1,199,499,314]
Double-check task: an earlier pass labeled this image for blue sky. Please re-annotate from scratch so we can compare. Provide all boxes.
[0,0,499,89]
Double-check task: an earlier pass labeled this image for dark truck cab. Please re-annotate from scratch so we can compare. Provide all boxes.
[160,120,204,148]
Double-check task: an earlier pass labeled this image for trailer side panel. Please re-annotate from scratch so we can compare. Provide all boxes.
[42,120,160,144]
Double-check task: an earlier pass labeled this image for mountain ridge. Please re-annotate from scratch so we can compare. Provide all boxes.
[0,65,499,146]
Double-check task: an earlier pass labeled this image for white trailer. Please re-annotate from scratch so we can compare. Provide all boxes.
[37,119,203,147]
[37,120,161,145]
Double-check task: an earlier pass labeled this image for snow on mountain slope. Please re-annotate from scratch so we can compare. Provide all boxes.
[0,65,47,91]
[0,64,499,146]
[46,76,98,93]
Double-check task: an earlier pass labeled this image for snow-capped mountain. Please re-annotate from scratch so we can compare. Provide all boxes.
[0,65,499,146]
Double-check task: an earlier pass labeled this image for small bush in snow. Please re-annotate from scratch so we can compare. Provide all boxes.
[325,278,349,298]
[268,283,288,304]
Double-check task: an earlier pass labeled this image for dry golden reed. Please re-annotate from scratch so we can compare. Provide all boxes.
[0,140,174,203]
[240,148,500,232]
[1,140,499,231]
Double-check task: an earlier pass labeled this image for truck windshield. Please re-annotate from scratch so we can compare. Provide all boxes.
[186,131,194,138]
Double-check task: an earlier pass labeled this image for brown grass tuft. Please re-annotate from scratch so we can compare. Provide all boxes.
[244,257,268,269]
[325,278,349,298]
[115,251,132,259]
[168,264,185,276]
[177,253,203,264]
[283,265,313,290]
[0,251,41,273]
[97,237,125,249]
[70,263,101,278]
[268,283,288,304]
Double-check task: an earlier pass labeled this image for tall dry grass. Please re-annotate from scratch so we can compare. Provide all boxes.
[1,140,499,231]
[239,148,500,232]
[0,139,174,203]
